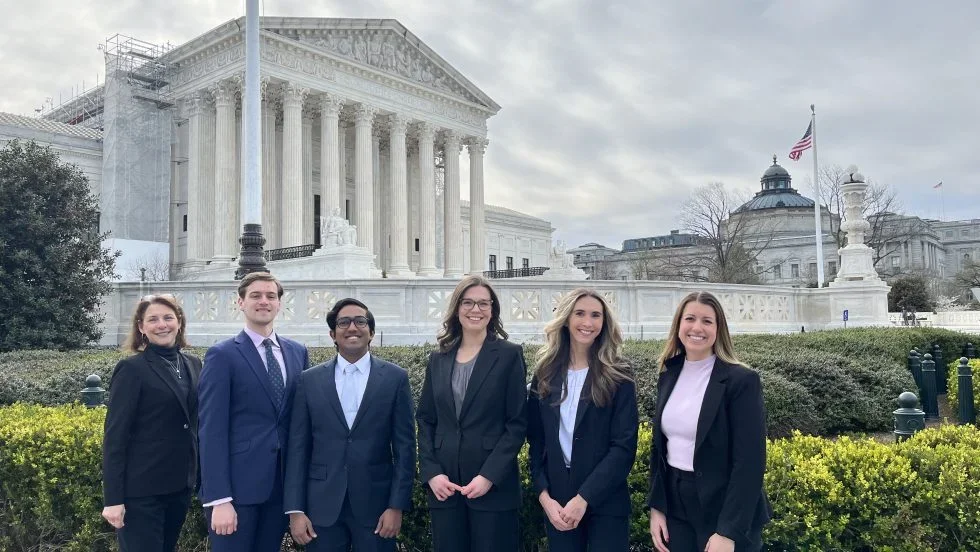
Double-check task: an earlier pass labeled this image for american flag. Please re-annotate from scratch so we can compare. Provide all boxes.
[788,121,813,161]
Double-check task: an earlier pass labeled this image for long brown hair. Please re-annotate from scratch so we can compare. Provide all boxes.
[533,288,632,407]
[122,294,188,352]
[657,291,743,371]
[437,275,507,352]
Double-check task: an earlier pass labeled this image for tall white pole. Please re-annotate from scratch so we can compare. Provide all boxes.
[236,0,266,276]
[811,104,825,287]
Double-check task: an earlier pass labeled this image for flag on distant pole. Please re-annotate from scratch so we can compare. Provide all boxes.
[788,121,813,161]
[933,181,943,189]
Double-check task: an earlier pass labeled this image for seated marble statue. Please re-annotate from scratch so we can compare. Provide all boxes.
[320,208,358,248]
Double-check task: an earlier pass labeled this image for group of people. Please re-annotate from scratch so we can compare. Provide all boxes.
[102,272,771,552]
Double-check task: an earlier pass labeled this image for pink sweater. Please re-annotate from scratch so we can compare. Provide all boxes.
[661,355,716,471]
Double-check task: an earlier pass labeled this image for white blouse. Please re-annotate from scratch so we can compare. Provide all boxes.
[559,367,589,468]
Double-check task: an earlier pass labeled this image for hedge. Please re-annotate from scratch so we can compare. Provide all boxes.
[5,327,966,438]
[2,404,980,551]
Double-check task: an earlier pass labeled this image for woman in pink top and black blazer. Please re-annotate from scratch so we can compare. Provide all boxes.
[647,292,771,552]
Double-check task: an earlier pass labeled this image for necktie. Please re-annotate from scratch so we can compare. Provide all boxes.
[341,363,359,428]
[262,338,285,410]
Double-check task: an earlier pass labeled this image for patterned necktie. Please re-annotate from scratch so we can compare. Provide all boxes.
[340,363,359,428]
[262,338,285,409]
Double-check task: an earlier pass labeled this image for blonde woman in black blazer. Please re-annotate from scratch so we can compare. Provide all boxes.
[527,288,638,551]
[102,294,202,552]
[417,275,528,552]
[647,292,771,552]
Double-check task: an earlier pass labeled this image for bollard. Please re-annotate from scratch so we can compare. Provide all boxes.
[958,357,976,425]
[893,391,926,442]
[967,342,977,359]
[908,349,922,393]
[80,374,105,408]
[920,354,939,421]
[933,343,947,394]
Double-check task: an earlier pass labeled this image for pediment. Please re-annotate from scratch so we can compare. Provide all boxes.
[266,22,498,112]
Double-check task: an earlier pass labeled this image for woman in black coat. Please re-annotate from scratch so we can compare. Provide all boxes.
[527,288,638,551]
[648,292,772,552]
[102,294,201,552]
[416,275,528,552]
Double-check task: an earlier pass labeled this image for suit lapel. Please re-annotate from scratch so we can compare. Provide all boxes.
[655,357,683,450]
[142,350,191,422]
[182,352,200,415]
[458,339,501,421]
[437,348,459,421]
[235,331,279,414]
[694,360,729,454]
[279,338,303,417]
[350,356,386,433]
[318,358,348,429]
[573,374,592,435]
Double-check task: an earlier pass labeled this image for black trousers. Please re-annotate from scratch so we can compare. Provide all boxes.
[429,503,519,552]
[308,493,396,552]
[116,487,192,552]
[664,467,761,552]
[545,509,628,551]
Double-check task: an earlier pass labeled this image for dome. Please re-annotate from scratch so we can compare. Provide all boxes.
[763,163,790,178]
[734,155,815,213]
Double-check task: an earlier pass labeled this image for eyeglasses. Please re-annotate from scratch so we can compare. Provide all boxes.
[337,316,369,329]
[141,293,177,303]
[460,299,493,311]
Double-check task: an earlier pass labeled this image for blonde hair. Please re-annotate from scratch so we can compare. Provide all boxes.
[533,288,632,407]
[437,275,507,352]
[122,294,188,352]
[657,291,744,371]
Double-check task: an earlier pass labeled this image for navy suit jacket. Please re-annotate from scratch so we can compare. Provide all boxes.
[647,356,772,543]
[527,372,638,517]
[283,354,416,528]
[199,330,308,506]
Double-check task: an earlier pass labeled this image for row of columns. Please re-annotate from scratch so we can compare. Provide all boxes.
[181,78,488,276]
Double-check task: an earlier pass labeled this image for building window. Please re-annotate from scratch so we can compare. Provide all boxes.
[946,231,954,238]
[828,261,837,274]
[522,258,529,269]
[414,238,419,252]
[575,254,581,261]
[182,215,188,232]
[506,256,513,270]
[773,264,782,279]
[313,194,321,247]
[891,256,900,267]
[809,262,817,276]
[488,254,497,271]
[345,199,351,221]
[791,264,800,278]
[963,229,970,237]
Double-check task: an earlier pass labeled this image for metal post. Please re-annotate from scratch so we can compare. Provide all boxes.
[908,349,922,393]
[80,374,105,407]
[921,353,939,421]
[933,343,947,394]
[893,391,926,442]
[958,357,976,425]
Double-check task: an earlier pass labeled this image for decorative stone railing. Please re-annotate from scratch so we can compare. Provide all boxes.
[888,311,980,331]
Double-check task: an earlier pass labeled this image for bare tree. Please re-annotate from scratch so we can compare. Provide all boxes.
[676,183,773,284]
[954,259,980,289]
[125,253,172,281]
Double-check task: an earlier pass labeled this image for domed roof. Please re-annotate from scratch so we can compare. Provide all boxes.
[734,155,815,213]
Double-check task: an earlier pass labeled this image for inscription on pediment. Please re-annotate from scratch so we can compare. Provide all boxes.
[297,30,482,105]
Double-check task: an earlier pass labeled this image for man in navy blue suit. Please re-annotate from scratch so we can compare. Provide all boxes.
[199,272,310,552]
[284,298,415,552]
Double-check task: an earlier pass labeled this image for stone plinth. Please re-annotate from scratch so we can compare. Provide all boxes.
[538,267,589,280]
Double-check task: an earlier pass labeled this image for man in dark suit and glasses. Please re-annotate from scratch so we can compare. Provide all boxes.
[284,298,415,551]
[199,272,309,552]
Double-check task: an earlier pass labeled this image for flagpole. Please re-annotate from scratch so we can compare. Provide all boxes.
[940,183,945,222]
[811,104,825,287]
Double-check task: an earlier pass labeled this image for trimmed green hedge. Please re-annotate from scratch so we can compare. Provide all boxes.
[5,327,971,437]
[2,404,980,551]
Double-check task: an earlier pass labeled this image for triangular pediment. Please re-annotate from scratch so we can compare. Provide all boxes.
[263,19,498,112]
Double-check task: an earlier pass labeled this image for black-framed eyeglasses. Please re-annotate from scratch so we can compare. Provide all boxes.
[337,316,369,329]
[460,299,493,311]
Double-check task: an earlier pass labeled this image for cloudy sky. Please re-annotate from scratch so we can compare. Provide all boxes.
[1,0,977,249]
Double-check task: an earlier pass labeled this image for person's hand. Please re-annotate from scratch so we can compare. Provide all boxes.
[374,508,403,539]
[559,494,588,528]
[538,491,573,531]
[428,474,461,501]
[102,504,125,529]
[289,512,317,545]
[704,533,735,552]
[459,475,493,499]
[650,508,670,552]
[211,502,238,536]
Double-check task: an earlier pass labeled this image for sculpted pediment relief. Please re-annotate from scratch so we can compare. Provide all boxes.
[289,29,485,107]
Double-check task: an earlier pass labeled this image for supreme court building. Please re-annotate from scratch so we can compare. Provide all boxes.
[9,17,553,280]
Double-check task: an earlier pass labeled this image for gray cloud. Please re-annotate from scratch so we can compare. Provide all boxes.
[2,0,977,250]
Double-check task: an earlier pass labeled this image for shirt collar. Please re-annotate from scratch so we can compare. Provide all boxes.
[337,351,371,375]
[244,326,279,349]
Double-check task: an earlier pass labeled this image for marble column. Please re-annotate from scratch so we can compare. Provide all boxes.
[319,93,343,218]
[372,129,383,265]
[339,122,348,218]
[199,97,216,262]
[261,81,280,249]
[442,131,464,278]
[387,114,413,276]
[184,94,208,269]
[211,80,238,266]
[407,143,420,272]
[353,104,377,251]
[302,107,314,245]
[280,83,306,248]
[467,137,488,274]
[417,122,439,276]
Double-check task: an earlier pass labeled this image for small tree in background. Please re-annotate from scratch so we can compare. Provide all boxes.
[887,273,932,312]
[0,140,118,351]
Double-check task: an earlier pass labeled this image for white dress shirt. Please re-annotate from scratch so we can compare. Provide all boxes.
[559,367,589,468]
[336,352,372,428]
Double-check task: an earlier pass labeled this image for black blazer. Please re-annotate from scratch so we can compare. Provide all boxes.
[527,371,638,517]
[417,336,528,511]
[647,356,772,543]
[283,354,416,528]
[103,348,202,506]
